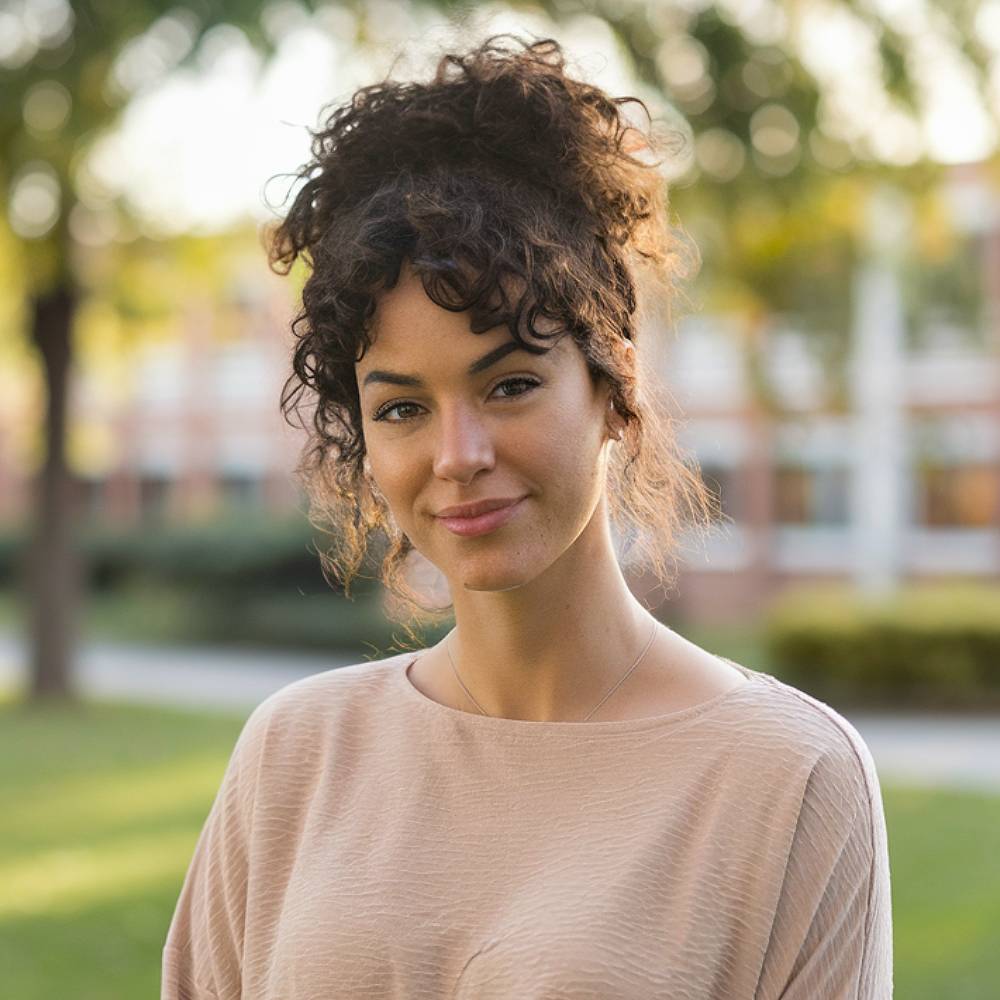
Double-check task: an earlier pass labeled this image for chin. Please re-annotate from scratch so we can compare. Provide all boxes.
[446,550,547,594]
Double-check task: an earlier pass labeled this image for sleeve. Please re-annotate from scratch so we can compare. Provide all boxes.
[161,697,273,1000]
[757,737,894,1000]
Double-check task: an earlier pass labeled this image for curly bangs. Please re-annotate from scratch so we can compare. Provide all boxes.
[263,32,718,628]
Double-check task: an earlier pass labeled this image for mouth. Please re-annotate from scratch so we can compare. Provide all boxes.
[435,496,527,538]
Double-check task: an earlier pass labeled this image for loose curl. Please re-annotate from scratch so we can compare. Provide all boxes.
[263,32,719,636]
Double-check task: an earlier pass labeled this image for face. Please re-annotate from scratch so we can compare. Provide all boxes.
[355,262,617,594]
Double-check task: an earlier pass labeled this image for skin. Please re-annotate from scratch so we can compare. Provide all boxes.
[355,260,748,722]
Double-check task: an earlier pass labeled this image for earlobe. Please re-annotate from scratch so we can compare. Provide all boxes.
[605,398,624,443]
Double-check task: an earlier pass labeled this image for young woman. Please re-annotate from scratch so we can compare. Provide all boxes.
[162,33,892,999]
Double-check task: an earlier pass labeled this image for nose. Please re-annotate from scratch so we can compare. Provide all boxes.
[432,402,496,484]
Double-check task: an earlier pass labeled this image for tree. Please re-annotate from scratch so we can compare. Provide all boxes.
[1,0,292,702]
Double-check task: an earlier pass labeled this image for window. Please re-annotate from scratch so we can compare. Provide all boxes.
[774,463,850,526]
[914,462,998,528]
[909,414,1000,527]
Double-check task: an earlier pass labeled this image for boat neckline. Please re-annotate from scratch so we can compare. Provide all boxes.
[396,650,771,736]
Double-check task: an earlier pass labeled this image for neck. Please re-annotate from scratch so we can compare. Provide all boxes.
[441,500,659,722]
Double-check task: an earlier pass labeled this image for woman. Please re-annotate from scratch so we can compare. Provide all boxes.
[162,33,893,999]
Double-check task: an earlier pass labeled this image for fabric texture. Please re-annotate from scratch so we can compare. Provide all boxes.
[161,650,893,999]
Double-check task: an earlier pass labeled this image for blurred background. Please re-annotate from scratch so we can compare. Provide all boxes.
[2,0,1000,997]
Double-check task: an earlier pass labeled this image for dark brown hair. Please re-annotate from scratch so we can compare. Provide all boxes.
[264,32,718,630]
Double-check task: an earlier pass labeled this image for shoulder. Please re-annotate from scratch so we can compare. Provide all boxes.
[258,648,413,711]
[728,665,882,818]
[231,649,418,760]
[713,667,887,888]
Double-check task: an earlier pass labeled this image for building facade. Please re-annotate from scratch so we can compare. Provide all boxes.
[2,173,998,626]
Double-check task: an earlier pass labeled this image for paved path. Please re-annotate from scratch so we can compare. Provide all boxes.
[0,631,353,712]
[3,631,999,794]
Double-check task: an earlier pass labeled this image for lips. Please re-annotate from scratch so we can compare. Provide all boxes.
[435,496,527,519]
[435,496,527,538]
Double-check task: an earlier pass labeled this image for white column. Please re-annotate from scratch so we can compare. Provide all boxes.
[849,184,911,596]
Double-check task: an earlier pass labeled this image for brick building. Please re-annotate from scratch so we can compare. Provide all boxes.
[2,171,998,626]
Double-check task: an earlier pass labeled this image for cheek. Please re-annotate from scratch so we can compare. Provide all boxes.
[516,405,606,492]
[364,443,416,510]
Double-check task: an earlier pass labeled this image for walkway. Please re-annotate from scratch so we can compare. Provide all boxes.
[2,631,999,794]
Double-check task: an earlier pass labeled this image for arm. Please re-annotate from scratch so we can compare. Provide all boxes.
[161,699,272,1000]
[758,739,894,1000]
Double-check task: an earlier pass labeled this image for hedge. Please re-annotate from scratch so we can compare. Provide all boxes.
[0,513,451,654]
[763,581,1000,710]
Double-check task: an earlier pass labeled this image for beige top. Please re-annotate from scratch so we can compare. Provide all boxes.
[162,651,893,999]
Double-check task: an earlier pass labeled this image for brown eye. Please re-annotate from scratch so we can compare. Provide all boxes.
[372,401,423,423]
[493,376,541,398]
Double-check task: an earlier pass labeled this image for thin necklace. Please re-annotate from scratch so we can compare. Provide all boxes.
[444,618,659,722]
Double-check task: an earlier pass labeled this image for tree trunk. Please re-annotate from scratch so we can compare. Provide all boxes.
[26,282,83,703]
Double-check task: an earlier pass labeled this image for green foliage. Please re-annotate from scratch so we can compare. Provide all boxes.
[4,1,994,321]
[0,512,455,655]
[901,231,987,344]
[76,512,333,592]
[763,581,1000,708]
[78,511,434,653]
[0,528,29,589]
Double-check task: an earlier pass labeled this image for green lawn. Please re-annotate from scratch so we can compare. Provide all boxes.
[2,692,998,999]
[0,692,247,1000]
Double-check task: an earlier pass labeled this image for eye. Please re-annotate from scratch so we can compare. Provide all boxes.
[371,376,542,423]
[372,400,422,423]
[493,376,541,399]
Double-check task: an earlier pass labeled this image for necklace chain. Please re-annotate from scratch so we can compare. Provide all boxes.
[444,618,659,722]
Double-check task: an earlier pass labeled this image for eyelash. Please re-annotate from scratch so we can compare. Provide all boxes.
[372,376,542,423]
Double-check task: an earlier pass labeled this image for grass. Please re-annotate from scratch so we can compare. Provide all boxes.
[0,692,247,1000]
[1,691,999,998]
[887,786,1000,995]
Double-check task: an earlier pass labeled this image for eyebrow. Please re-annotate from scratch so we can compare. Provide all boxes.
[361,339,532,388]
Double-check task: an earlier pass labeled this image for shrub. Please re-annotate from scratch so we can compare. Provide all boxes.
[763,580,1000,709]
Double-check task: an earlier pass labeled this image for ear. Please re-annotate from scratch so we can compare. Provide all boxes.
[598,340,634,443]
[601,379,626,443]
[605,397,625,443]
[591,363,626,444]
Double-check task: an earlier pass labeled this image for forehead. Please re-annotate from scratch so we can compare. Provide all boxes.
[367,265,467,347]
[359,263,567,369]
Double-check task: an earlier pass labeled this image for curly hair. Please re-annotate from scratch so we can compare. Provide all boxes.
[263,32,718,631]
